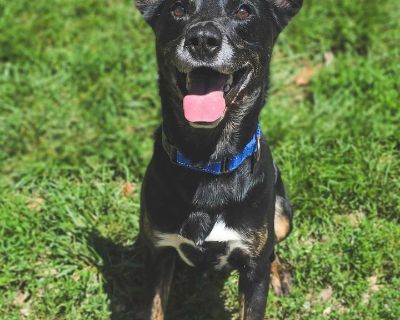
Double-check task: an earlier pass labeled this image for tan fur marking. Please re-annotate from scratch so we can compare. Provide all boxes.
[247,225,269,257]
[239,293,246,320]
[270,256,293,296]
[274,198,290,242]
[274,213,290,242]
[148,261,174,320]
[270,258,282,295]
[151,293,164,320]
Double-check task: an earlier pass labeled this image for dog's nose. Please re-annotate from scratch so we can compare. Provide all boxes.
[185,23,222,59]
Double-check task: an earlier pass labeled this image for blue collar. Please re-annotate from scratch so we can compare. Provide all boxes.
[162,125,262,175]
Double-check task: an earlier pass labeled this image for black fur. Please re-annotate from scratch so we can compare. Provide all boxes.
[136,0,302,319]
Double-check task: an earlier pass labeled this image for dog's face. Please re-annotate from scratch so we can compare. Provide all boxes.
[137,0,302,129]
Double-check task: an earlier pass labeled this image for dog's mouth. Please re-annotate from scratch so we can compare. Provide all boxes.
[176,67,248,128]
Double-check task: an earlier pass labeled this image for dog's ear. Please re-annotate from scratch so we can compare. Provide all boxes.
[270,0,303,32]
[136,0,164,24]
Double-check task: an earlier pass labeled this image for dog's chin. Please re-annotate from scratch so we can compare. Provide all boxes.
[174,65,250,130]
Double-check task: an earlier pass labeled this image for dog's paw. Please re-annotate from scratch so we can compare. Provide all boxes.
[270,256,293,296]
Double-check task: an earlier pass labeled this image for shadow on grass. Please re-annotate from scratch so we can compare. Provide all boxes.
[89,232,233,320]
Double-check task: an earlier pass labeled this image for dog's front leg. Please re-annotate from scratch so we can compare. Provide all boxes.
[238,257,271,320]
[142,248,176,320]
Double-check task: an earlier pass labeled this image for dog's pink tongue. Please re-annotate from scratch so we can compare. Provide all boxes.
[183,91,226,123]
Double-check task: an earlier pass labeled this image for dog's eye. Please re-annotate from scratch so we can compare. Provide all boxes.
[171,2,186,18]
[236,4,252,19]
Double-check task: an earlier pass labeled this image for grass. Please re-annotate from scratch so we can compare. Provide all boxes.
[0,0,399,319]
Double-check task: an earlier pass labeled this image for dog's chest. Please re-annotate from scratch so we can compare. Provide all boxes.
[153,220,249,270]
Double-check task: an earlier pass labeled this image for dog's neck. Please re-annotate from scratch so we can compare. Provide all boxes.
[156,66,269,162]
[160,94,263,163]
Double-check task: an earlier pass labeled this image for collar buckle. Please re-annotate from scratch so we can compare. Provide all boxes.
[221,158,229,173]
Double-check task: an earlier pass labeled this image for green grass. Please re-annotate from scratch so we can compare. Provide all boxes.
[0,0,399,319]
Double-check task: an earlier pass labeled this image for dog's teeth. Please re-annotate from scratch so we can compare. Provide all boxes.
[224,84,231,93]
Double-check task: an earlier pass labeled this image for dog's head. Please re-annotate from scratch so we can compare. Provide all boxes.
[136,0,302,129]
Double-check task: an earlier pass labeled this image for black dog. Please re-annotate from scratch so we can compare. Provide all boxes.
[136,0,302,319]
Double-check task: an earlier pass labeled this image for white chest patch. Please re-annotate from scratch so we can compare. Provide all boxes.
[205,221,242,242]
[153,221,249,269]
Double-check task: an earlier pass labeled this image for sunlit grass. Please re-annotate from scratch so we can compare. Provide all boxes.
[0,0,399,319]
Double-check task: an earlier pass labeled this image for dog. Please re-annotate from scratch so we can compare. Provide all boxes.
[135,0,302,319]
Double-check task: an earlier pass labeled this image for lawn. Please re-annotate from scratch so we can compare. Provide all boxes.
[0,0,399,319]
